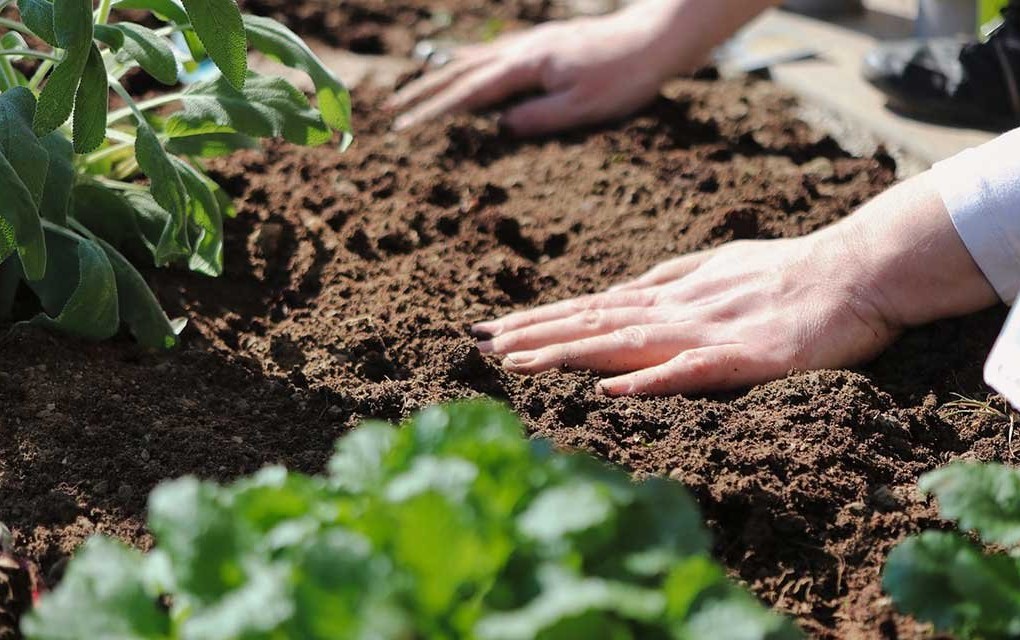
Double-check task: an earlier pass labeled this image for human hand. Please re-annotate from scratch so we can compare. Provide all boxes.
[387,11,685,136]
[472,177,999,396]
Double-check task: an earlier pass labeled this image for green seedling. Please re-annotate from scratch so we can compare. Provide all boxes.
[884,461,1020,639]
[0,0,351,348]
[23,401,802,640]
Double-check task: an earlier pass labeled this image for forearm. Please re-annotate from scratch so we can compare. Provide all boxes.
[618,0,783,75]
[823,173,1000,329]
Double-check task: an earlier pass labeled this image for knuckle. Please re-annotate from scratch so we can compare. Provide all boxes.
[579,309,605,330]
[612,326,650,350]
[677,350,715,378]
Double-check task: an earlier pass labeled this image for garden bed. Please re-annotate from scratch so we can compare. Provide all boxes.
[0,1,1012,638]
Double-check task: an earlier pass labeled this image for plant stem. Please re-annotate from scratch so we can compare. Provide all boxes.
[96,0,113,25]
[82,139,135,166]
[0,57,16,91]
[107,92,184,125]
[0,17,32,36]
[94,176,148,192]
[0,49,62,63]
[28,59,54,91]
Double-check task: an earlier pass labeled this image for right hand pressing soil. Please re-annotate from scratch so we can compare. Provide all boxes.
[473,174,1000,396]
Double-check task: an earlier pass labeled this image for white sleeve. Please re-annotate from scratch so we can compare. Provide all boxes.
[931,127,1020,304]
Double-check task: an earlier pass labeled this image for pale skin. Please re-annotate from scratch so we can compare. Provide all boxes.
[390,0,1001,396]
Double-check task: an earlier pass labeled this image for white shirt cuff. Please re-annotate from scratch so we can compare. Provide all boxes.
[932,128,1020,304]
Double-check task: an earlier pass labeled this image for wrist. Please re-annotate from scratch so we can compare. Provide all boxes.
[824,175,999,330]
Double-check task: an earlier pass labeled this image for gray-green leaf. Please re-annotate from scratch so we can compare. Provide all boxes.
[108,23,178,86]
[135,124,191,264]
[39,133,74,225]
[166,72,332,146]
[112,0,190,25]
[24,224,118,341]
[16,0,57,47]
[33,0,93,136]
[0,87,49,208]
[72,45,108,154]
[243,15,352,135]
[179,0,247,89]
[0,152,46,280]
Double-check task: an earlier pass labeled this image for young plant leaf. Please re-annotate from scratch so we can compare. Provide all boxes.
[166,72,332,146]
[135,124,191,264]
[179,0,247,89]
[71,183,162,262]
[105,23,179,86]
[72,45,109,154]
[243,15,352,135]
[16,0,57,47]
[0,153,46,281]
[920,462,1020,548]
[33,0,93,136]
[112,0,190,25]
[24,223,118,341]
[20,537,172,640]
[0,87,50,207]
[884,530,1020,638]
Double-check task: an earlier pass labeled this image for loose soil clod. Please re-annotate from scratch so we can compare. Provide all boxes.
[0,3,1011,639]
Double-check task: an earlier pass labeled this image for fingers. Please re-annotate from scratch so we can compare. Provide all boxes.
[472,288,659,338]
[393,60,544,131]
[387,55,491,112]
[501,323,706,375]
[501,90,588,137]
[478,307,664,354]
[599,344,756,396]
[609,251,715,292]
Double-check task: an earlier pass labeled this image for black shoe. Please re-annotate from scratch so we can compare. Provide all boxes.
[862,6,1020,130]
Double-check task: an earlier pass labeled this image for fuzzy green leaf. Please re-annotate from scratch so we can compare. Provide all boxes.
[179,0,247,89]
[921,462,1020,548]
[682,595,803,640]
[112,0,190,25]
[39,133,74,225]
[243,15,352,135]
[16,0,57,47]
[0,87,49,207]
[0,153,45,281]
[72,45,108,154]
[135,124,191,264]
[171,158,223,276]
[107,23,178,86]
[23,224,118,341]
[166,72,332,146]
[33,0,93,136]
[20,537,171,640]
[165,132,258,158]
[71,183,163,262]
[884,530,1020,638]
[92,234,183,349]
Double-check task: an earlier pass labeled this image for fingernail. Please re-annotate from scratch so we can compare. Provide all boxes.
[477,340,495,354]
[471,322,500,338]
[598,378,633,396]
[393,115,413,131]
[504,352,536,368]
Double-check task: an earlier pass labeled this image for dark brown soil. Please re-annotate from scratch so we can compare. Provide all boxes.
[0,5,1012,639]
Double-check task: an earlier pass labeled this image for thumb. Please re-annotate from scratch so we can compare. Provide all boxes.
[501,89,589,137]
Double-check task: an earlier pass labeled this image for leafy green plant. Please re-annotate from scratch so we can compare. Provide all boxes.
[883,462,1020,639]
[0,0,351,348]
[22,401,801,640]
